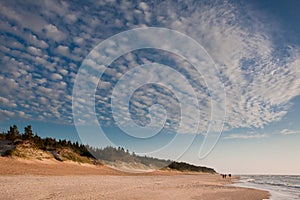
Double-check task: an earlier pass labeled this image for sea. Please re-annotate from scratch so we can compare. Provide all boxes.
[233,175,300,200]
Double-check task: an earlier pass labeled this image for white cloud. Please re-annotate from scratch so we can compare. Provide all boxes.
[39,96,48,105]
[0,96,10,105]
[17,111,30,118]
[224,133,268,140]
[0,109,15,118]
[28,34,48,49]
[98,81,111,89]
[38,86,52,94]
[55,45,69,56]
[0,96,17,108]
[139,2,149,11]
[0,76,19,95]
[50,73,63,81]
[65,13,78,23]
[59,69,68,76]
[37,78,48,86]
[43,24,66,41]
[279,129,299,135]
[73,37,84,45]
[27,46,42,56]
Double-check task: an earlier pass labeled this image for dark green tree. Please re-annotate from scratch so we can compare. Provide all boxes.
[7,125,20,140]
[24,125,33,140]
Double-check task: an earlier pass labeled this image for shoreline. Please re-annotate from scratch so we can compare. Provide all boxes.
[232,175,300,200]
[0,157,270,199]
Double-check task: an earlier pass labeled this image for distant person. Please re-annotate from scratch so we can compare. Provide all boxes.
[228,174,231,178]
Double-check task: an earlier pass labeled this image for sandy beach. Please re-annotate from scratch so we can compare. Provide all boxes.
[0,157,269,200]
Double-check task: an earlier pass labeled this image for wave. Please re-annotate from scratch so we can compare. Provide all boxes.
[242,175,300,189]
[249,181,300,189]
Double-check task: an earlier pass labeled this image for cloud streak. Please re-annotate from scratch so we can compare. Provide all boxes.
[279,129,300,135]
[224,133,268,140]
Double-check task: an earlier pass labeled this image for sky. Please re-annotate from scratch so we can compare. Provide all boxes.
[0,0,300,175]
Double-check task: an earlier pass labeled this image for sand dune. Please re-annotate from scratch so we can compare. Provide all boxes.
[0,157,123,176]
[0,157,269,200]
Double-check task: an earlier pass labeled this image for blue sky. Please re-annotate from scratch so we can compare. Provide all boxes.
[0,0,299,174]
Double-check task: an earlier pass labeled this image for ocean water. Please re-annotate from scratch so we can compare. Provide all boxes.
[233,175,300,200]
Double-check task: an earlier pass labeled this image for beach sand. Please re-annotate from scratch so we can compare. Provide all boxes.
[0,157,269,200]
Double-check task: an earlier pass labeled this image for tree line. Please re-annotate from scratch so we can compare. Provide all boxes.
[0,125,93,158]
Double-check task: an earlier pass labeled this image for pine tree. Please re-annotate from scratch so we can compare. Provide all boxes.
[7,125,20,140]
[24,125,33,140]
